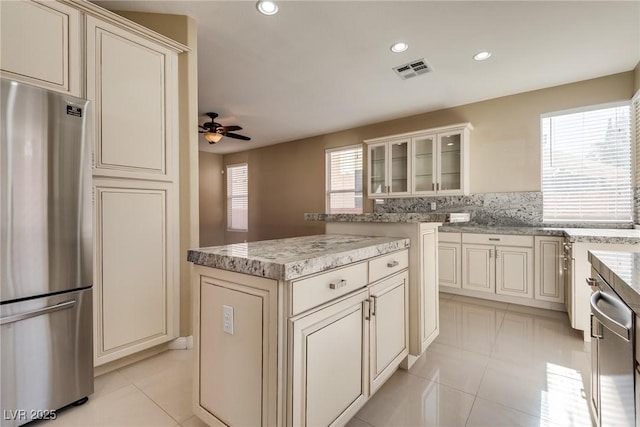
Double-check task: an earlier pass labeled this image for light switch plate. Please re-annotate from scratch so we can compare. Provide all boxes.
[222,305,234,334]
[430,202,436,210]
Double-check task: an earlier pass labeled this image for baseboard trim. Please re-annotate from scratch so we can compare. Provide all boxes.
[168,335,194,350]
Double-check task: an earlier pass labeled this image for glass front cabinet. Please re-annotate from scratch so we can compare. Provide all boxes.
[366,123,472,198]
[367,138,411,197]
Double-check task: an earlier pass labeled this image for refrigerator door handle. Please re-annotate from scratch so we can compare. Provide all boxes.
[0,300,76,325]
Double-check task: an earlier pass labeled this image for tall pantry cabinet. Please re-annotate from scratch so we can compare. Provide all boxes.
[86,13,182,366]
[0,0,187,367]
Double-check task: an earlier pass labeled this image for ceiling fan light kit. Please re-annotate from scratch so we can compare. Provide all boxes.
[199,112,251,144]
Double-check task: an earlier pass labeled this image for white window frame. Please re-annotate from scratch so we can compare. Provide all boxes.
[226,163,248,231]
[541,100,633,224]
[325,144,363,214]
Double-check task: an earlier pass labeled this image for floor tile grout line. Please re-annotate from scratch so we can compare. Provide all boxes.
[129,380,183,426]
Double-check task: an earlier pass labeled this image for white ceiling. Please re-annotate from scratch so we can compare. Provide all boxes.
[92,1,640,154]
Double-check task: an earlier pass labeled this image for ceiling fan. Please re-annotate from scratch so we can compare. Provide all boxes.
[198,112,251,144]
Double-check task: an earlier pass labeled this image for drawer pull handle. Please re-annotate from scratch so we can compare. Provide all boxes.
[329,280,347,290]
[488,238,500,241]
[387,260,399,268]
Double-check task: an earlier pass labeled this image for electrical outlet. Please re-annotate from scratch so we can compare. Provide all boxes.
[222,305,234,335]
[430,202,436,210]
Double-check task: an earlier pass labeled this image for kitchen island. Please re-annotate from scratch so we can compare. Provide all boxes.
[188,234,411,427]
[305,213,445,365]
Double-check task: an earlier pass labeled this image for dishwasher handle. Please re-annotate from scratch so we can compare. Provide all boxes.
[590,290,632,341]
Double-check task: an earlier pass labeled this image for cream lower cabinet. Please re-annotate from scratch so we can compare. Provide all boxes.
[290,290,369,427]
[93,180,179,365]
[533,236,564,303]
[193,252,409,427]
[438,233,462,289]
[461,234,534,298]
[325,222,439,365]
[0,0,81,95]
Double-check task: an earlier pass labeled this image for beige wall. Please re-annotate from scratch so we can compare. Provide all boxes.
[117,12,199,337]
[216,72,634,241]
[199,152,225,246]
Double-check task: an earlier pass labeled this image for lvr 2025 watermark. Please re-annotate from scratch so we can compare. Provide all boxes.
[3,409,57,421]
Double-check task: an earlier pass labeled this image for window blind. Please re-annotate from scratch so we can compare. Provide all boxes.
[227,163,248,230]
[542,102,632,223]
[326,145,363,214]
[633,92,640,189]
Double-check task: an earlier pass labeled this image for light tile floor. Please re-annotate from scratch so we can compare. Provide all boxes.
[46,294,592,427]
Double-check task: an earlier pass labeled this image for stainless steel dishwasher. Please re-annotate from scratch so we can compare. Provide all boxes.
[589,272,635,427]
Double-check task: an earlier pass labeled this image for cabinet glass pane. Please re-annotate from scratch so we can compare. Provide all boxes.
[390,141,408,193]
[439,134,461,191]
[369,145,386,194]
[413,136,435,192]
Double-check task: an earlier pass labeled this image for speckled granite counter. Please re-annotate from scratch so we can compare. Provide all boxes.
[304,213,448,223]
[439,225,640,245]
[187,234,410,281]
[589,250,640,313]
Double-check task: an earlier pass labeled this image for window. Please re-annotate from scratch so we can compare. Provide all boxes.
[226,163,248,231]
[326,145,363,214]
[542,102,632,223]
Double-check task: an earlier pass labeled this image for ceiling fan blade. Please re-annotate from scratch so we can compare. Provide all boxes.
[221,125,242,132]
[225,132,251,141]
[198,125,208,130]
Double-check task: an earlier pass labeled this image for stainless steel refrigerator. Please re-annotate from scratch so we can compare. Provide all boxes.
[1,78,93,426]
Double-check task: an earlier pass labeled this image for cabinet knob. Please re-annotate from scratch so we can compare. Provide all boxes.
[329,279,347,290]
[387,260,399,268]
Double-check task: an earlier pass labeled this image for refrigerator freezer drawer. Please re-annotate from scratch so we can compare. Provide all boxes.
[0,288,93,427]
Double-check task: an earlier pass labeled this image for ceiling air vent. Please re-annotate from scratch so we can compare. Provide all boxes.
[393,58,433,80]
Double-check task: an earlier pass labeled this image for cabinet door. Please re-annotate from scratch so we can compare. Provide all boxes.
[0,0,81,95]
[421,228,439,351]
[462,244,495,293]
[389,139,410,195]
[86,16,178,180]
[368,143,387,196]
[436,130,463,194]
[439,243,461,289]
[534,237,564,303]
[495,246,533,298]
[369,271,408,394]
[199,278,275,427]
[94,181,178,365]
[412,134,436,194]
[290,290,368,427]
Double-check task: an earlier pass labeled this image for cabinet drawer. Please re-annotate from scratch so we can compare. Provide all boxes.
[462,233,533,247]
[291,262,368,315]
[439,232,461,243]
[369,250,409,284]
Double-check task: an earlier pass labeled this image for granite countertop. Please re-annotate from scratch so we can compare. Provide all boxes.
[304,213,449,223]
[187,234,410,281]
[439,225,640,245]
[589,250,640,314]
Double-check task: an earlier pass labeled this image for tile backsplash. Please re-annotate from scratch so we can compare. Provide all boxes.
[375,191,636,229]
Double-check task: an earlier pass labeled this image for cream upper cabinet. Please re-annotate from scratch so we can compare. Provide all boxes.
[412,126,471,196]
[367,139,411,197]
[366,123,471,198]
[86,15,178,181]
[0,0,81,96]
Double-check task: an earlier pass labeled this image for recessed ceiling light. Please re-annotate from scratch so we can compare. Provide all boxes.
[390,42,408,53]
[256,0,278,16]
[473,51,492,61]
